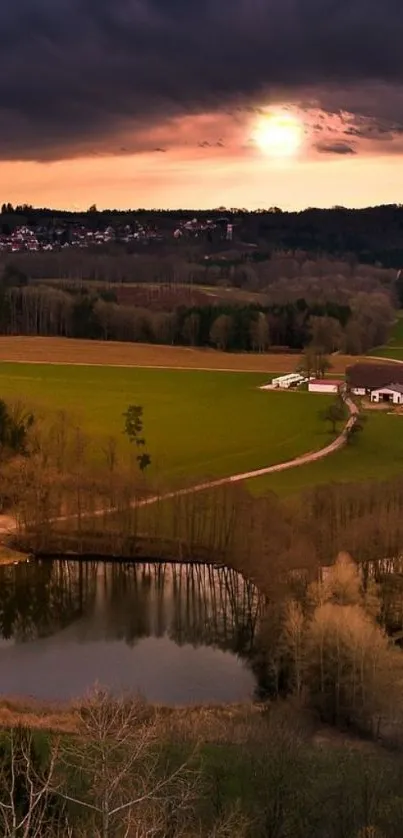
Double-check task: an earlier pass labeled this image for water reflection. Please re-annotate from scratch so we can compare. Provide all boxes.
[0,559,265,704]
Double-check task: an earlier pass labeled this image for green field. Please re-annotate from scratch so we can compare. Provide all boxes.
[370,311,403,360]
[388,311,403,344]
[249,411,403,496]
[0,363,334,488]
[370,346,403,361]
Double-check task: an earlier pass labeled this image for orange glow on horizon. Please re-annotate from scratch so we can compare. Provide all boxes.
[0,106,403,212]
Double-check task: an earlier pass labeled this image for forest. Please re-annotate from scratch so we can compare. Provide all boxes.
[0,250,397,353]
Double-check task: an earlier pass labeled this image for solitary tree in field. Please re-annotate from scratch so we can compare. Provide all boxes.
[320,398,345,434]
[123,404,151,471]
[346,412,367,445]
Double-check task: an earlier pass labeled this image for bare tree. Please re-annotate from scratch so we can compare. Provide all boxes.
[304,556,401,732]
[57,687,197,838]
[0,727,62,838]
[283,600,305,697]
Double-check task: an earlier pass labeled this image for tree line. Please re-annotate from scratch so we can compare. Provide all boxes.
[0,279,393,353]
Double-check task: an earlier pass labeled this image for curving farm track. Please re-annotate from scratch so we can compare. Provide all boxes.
[0,396,358,538]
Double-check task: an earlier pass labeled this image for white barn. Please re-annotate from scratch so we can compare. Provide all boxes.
[308,379,343,394]
[370,384,403,405]
[347,363,403,397]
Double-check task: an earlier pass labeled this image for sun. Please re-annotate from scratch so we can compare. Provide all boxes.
[252,112,303,158]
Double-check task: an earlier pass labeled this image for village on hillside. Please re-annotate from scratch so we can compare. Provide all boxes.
[0,215,233,254]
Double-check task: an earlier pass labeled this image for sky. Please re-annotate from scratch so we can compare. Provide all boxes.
[2,0,403,211]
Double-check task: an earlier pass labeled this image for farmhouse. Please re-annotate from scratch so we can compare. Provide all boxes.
[347,363,403,397]
[308,379,343,395]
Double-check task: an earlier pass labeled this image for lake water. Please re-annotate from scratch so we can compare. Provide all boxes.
[0,559,265,704]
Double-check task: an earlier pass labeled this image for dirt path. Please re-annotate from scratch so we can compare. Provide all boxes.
[367,355,403,365]
[0,397,357,542]
[119,395,358,511]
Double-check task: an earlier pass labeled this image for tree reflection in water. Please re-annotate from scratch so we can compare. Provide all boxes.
[0,560,265,661]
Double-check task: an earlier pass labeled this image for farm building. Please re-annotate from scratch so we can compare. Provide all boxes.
[308,379,343,394]
[347,363,403,397]
[271,373,306,389]
[370,384,403,405]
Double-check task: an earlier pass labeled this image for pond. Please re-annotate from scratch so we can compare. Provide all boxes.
[0,559,266,704]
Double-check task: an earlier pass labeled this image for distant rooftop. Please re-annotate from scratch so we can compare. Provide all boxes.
[347,363,403,389]
[309,379,343,386]
[374,382,403,395]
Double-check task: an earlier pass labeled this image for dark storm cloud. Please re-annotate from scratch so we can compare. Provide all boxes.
[315,141,357,155]
[342,114,403,140]
[2,0,403,160]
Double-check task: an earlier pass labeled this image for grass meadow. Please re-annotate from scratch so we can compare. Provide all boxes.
[370,311,403,361]
[249,410,403,496]
[0,362,334,488]
[370,346,403,361]
[1,357,402,499]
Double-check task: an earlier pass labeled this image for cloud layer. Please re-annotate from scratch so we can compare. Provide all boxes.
[2,0,403,160]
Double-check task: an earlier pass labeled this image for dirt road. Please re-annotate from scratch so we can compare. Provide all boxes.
[0,397,357,543]
[49,395,359,523]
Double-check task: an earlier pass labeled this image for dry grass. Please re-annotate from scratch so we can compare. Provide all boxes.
[0,696,265,740]
[0,697,371,753]
[0,336,362,374]
[0,698,78,733]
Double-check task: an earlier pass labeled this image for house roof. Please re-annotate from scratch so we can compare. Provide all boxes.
[309,379,343,386]
[347,363,403,389]
[372,383,403,395]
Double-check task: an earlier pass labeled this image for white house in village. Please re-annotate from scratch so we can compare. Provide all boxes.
[370,384,403,405]
[308,379,343,395]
